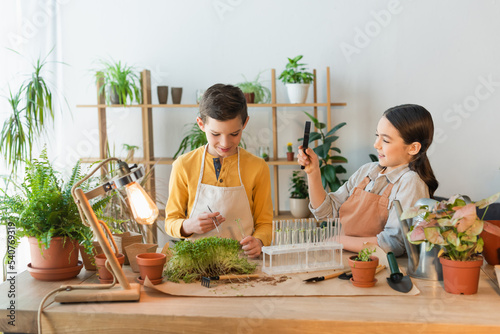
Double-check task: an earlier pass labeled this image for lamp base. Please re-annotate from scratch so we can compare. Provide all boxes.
[54,283,141,303]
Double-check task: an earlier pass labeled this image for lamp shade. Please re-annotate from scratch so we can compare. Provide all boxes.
[125,182,159,225]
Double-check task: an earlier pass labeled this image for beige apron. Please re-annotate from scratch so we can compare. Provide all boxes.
[188,145,254,241]
[338,176,394,237]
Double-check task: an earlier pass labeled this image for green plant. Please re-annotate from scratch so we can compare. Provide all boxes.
[236,72,271,103]
[287,142,293,153]
[0,149,110,257]
[289,171,308,199]
[278,55,315,84]
[164,237,256,283]
[0,49,59,174]
[96,59,141,105]
[173,122,246,159]
[354,247,376,262]
[403,193,500,261]
[301,111,348,192]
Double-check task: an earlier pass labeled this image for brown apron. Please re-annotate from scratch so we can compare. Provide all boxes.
[338,176,394,237]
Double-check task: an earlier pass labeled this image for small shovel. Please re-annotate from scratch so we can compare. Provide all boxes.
[386,252,413,293]
[201,274,260,288]
[303,268,352,283]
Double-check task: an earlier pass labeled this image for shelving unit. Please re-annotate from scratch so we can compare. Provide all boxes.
[77,67,346,240]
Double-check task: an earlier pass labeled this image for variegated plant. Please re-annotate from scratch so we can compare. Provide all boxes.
[402,193,500,261]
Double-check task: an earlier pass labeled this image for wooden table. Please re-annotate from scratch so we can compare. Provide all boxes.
[1,261,500,334]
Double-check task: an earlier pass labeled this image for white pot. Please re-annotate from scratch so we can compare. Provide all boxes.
[289,198,311,218]
[285,83,310,104]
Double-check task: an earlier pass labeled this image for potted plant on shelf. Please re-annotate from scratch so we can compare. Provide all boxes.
[236,72,271,104]
[402,193,500,295]
[286,142,294,161]
[278,55,315,104]
[96,58,141,105]
[348,246,379,288]
[289,171,310,218]
[0,149,109,280]
[301,111,348,192]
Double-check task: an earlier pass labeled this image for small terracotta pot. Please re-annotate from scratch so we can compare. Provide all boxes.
[95,253,125,282]
[243,92,255,104]
[286,152,294,161]
[481,220,500,265]
[136,253,167,280]
[29,237,79,269]
[348,255,379,287]
[440,256,483,295]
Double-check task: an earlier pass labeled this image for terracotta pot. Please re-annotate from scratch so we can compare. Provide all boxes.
[157,86,169,104]
[243,92,255,104]
[286,152,294,161]
[439,256,483,295]
[125,243,158,273]
[95,253,125,282]
[136,253,166,280]
[28,237,79,269]
[171,87,183,104]
[481,220,500,265]
[348,255,379,287]
[79,244,97,271]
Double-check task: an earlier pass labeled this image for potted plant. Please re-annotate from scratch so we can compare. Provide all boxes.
[348,246,379,287]
[236,72,271,104]
[96,59,141,105]
[286,142,294,161]
[278,55,315,104]
[301,111,348,192]
[402,193,500,295]
[289,171,310,218]
[0,149,109,280]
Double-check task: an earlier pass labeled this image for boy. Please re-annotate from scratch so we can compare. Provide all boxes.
[165,84,273,257]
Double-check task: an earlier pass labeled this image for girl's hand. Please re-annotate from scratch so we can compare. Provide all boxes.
[181,212,225,236]
[240,236,263,258]
[297,146,320,174]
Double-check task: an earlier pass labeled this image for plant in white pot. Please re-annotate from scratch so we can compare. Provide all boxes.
[278,55,315,104]
[289,170,310,218]
[402,193,500,295]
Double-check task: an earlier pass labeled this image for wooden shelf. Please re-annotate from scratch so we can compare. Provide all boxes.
[76,102,346,109]
[81,67,346,221]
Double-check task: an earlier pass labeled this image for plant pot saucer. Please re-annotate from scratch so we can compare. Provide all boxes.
[137,276,164,285]
[350,277,377,288]
[27,261,83,281]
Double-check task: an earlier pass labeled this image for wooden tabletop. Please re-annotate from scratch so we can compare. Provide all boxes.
[1,260,500,334]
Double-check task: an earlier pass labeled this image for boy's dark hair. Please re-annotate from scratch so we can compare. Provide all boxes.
[199,84,247,125]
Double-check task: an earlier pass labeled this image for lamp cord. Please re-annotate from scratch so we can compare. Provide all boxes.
[37,260,117,334]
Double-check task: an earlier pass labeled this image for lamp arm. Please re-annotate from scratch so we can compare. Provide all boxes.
[72,157,121,227]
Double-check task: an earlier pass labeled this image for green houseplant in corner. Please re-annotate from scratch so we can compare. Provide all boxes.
[236,72,271,104]
[301,111,348,192]
[402,193,500,294]
[0,149,109,280]
[289,170,309,218]
[278,55,315,104]
[96,59,141,105]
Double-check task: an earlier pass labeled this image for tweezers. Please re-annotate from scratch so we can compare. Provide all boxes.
[207,205,220,233]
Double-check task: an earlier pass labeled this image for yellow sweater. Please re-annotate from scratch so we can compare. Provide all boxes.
[165,146,273,246]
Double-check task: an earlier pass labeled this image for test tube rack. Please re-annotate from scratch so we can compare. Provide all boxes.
[261,218,343,275]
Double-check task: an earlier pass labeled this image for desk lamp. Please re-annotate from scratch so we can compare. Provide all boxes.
[54,158,159,303]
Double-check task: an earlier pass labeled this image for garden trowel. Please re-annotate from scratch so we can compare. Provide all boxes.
[386,252,413,293]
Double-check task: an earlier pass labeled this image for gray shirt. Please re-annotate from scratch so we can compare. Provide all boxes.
[309,162,430,256]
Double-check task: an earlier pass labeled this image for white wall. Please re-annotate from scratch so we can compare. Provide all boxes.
[3,0,500,246]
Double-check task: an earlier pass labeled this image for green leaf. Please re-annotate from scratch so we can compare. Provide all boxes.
[325,122,347,137]
[322,164,337,184]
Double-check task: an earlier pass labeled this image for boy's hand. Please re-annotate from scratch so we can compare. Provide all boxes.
[181,212,225,236]
[240,236,263,258]
[297,146,320,174]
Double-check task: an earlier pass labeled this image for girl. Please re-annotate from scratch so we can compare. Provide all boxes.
[298,104,438,256]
